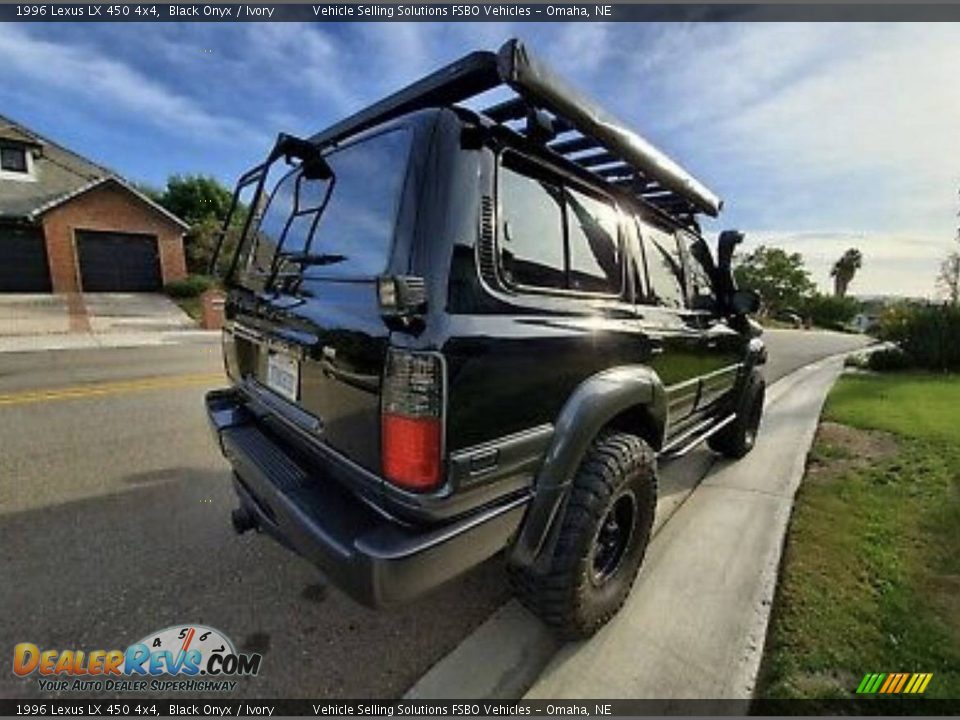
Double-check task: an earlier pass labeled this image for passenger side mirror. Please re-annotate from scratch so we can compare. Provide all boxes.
[731,288,760,316]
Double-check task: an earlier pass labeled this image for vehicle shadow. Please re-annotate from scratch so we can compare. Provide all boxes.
[0,468,510,700]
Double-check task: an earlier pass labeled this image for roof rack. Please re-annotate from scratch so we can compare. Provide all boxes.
[308,39,722,222]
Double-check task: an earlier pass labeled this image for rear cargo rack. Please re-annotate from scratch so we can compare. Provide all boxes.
[308,38,721,227]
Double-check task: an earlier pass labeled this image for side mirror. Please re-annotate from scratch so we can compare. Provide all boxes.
[731,288,761,316]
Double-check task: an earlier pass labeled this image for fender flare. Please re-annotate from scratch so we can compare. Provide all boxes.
[510,365,667,568]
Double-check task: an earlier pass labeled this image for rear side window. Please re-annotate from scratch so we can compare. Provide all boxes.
[499,165,566,290]
[565,187,621,294]
[639,220,685,309]
[498,154,621,296]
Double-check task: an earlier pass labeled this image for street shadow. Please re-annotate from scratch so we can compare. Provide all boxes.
[0,469,510,700]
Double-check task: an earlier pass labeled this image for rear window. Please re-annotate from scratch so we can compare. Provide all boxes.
[238,127,412,282]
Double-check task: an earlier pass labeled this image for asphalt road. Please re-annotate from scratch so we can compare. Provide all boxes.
[0,329,869,700]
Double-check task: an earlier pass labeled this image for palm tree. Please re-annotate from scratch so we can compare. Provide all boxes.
[831,248,863,297]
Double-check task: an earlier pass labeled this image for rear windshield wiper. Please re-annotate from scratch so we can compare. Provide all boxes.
[276,252,346,268]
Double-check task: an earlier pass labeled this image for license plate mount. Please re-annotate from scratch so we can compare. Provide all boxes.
[266,351,300,402]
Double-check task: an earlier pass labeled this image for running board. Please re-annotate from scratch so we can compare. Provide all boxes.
[659,413,737,458]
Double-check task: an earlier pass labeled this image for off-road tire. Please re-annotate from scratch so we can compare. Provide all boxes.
[510,431,657,639]
[708,368,765,459]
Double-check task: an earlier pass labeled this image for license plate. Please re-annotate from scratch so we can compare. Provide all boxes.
[266,351,299,402]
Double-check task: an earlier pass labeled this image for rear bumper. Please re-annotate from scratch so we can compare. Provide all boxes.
[206,388,528,607]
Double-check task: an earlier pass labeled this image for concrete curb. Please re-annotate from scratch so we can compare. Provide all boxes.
[406,356,845,701]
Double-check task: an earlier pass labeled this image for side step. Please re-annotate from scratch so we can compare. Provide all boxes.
[659,413,737,459]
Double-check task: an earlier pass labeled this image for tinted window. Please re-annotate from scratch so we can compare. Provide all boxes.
[499,163,566,290]
[678,232,717,312]
[237,128,411,283]
[305,128,411,279]
[640,221,685,308]
[246,169,298,274]
[565,187,621,294]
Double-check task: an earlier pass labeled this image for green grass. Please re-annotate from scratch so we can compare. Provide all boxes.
[172,296,202,323]
[757,373,960,708]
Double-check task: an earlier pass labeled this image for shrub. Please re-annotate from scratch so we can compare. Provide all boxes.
[878,302,960,371]
[867,347,912,372]
[165,274,215,299]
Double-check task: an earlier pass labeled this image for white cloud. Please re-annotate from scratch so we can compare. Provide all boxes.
[0,24,261,145]
[738,230,955,297]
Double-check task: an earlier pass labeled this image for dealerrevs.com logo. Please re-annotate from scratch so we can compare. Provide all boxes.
[13,625,262,693]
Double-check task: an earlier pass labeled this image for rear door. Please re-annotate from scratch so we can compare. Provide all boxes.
[0,225,50,292]
[224,126,415,473]
[76,231,162,292]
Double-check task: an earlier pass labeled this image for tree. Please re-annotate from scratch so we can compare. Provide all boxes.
[830,247,863,298]
[155,175,234,275]
[939,251,960,305]
[733,245,816,317]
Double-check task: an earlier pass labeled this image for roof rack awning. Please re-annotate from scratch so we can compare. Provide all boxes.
[307,39,722,220]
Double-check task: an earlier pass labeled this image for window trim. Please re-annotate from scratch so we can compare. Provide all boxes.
[495,149,625,301]
[0,143,35,181]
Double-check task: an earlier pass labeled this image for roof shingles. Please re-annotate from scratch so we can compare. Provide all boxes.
[0,112,185,229]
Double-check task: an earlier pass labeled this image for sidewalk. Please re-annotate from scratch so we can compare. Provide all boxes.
[0,292,217,353]
[408,357,844,701]
[0,329,220,353]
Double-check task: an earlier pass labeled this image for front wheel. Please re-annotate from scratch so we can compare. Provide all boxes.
[510,431,657,639]
[708,369,765,459]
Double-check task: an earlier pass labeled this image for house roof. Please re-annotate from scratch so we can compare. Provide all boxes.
[0,113,187,230]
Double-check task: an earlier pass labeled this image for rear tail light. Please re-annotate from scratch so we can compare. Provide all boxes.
[381,350,445,491]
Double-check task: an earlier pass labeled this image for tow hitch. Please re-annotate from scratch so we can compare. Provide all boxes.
[231,506,257,534]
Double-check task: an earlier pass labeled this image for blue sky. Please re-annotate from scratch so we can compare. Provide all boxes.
[1,22,958,296]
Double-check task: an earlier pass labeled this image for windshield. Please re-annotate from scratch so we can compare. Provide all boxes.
[231,127,412,287]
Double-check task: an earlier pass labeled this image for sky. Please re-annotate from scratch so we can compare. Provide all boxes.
[1,22,958,297]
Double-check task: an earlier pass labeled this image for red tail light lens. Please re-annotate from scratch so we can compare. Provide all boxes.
[381,350,444,491]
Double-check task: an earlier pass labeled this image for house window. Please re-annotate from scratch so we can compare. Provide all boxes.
[0,145,28,173]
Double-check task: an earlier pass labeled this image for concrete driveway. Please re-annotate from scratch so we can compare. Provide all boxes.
[0,294,72,335]
[0,292,195,338]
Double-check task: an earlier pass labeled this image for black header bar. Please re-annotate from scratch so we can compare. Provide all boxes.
[3,698,960,716]
[5,3,960,21]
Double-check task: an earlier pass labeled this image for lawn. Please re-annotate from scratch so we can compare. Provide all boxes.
[757,372,960,708]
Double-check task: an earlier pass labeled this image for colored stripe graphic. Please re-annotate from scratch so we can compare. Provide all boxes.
[857,672,933,694]
[904,674,920,694]
[879,674,896,693]
[894,673,909,693]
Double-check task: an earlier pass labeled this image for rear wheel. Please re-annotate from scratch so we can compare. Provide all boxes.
[510,431,657,639]
[708,369,765,459]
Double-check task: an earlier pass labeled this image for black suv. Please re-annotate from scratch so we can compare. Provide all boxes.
[206,39,766,638]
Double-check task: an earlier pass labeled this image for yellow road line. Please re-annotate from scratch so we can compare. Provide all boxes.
[0,372,224,407]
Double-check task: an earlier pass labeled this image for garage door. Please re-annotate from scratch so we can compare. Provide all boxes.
[76,230,162,292]
[0,225,52,292]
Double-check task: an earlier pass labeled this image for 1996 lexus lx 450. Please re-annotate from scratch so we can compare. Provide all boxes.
[205,39,766,637]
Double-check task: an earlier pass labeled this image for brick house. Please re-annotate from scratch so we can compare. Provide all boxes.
[0,113,188,293]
